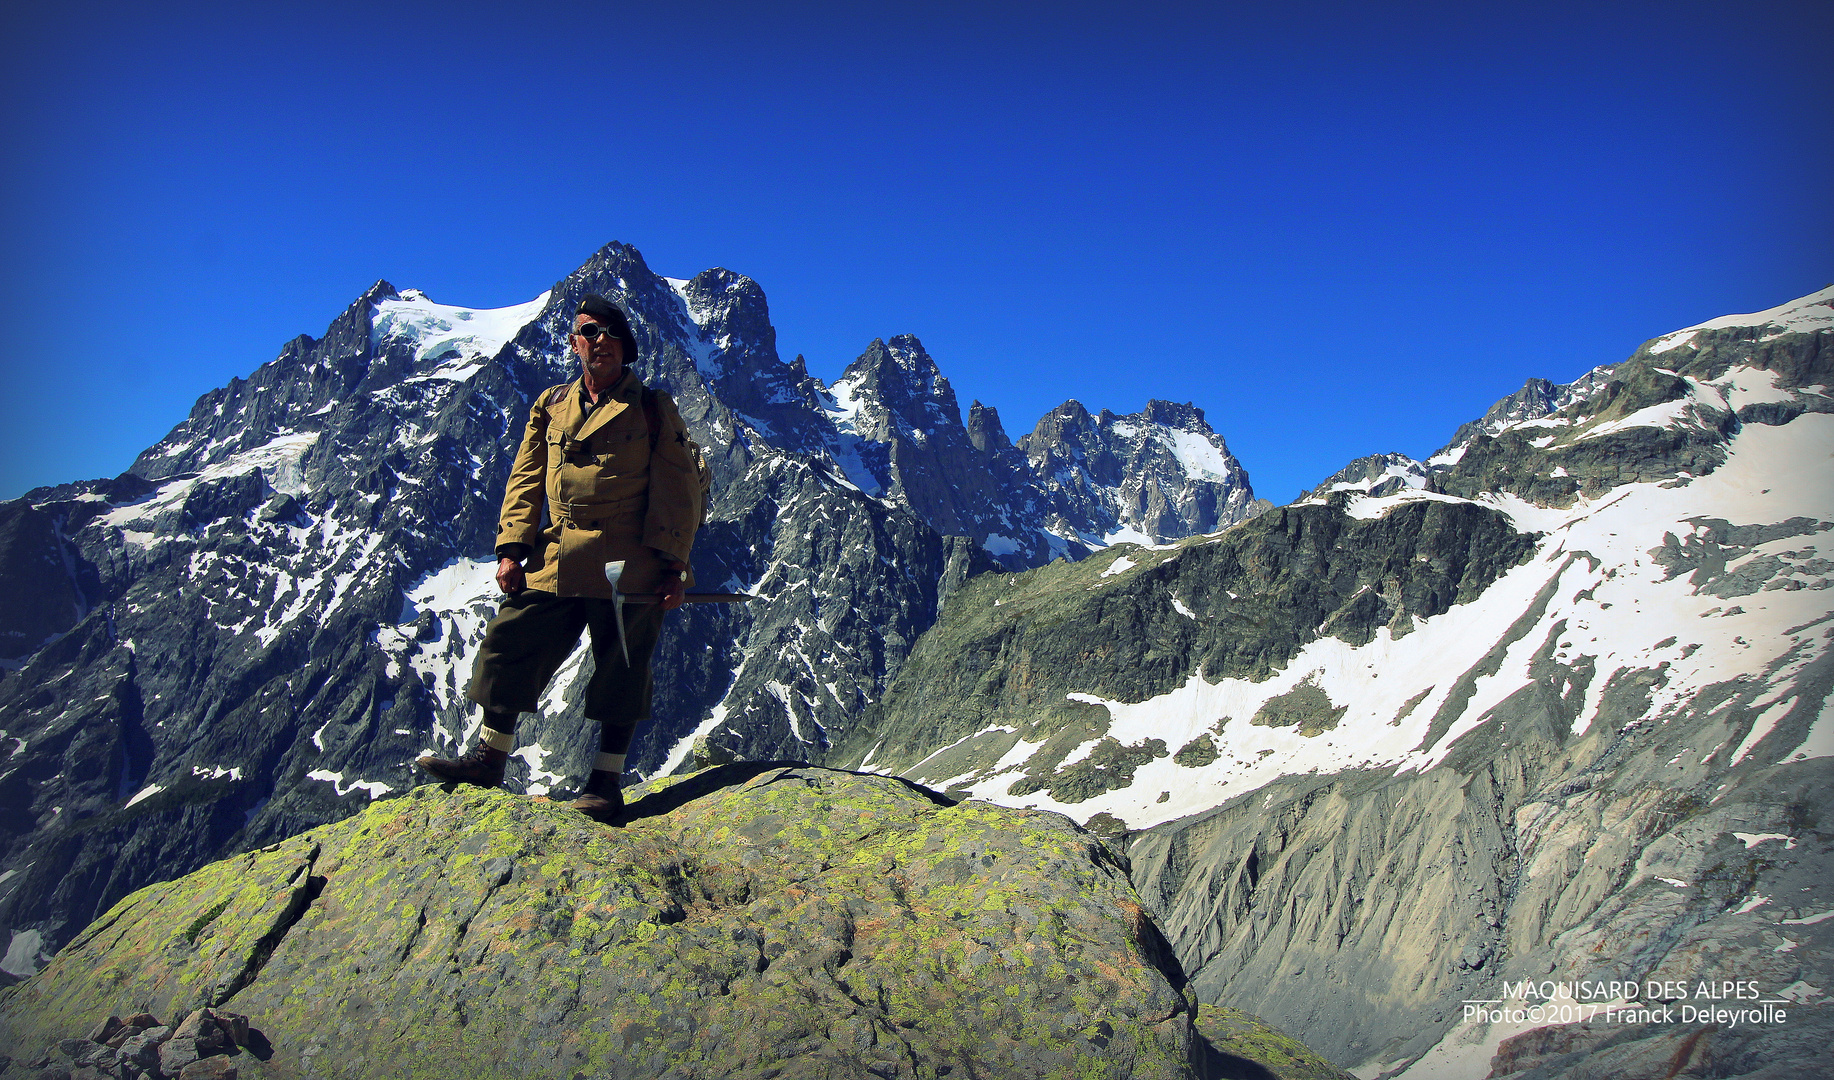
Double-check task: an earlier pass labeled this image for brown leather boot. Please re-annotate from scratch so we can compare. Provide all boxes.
[568,769,624,824]
[416,742,508,787]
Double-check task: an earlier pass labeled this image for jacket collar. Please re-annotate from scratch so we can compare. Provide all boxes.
[570,367,640,443]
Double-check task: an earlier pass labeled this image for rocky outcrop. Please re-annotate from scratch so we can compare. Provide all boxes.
[7,1006,254,1079]
[1297,453,1429,501]
[1020,399,1256,550]
[1192,1006,1352,1080]
[0,767,1255,1080]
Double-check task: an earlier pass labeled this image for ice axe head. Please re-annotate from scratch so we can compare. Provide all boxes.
[603,560,631,666]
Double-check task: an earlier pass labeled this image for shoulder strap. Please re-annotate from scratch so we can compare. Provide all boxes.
[542,383,570,408]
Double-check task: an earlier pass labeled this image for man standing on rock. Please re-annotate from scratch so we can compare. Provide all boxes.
[416,295,702,822]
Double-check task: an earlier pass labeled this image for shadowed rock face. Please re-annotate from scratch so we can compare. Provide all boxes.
[1193,1005,1353,1080]
[0,767,1227,1080]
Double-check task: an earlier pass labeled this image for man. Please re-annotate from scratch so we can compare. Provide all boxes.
[416,294,702,822]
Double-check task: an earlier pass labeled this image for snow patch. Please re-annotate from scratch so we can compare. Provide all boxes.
[1649,329,1699,354]
[1,929,47,978]
[982,534,1023,557]
[1732,832,1797,849]
[510,741,567,796]
[306,769,393,799]
[1163,429,1236,481]
[1712,365,1801,412]
[1731,696,1796,767]
[102,431,322,542]
[1780,695,1834,763]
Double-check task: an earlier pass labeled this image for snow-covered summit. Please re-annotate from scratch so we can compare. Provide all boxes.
[1652,283,1834,351]
[371,290,550,368]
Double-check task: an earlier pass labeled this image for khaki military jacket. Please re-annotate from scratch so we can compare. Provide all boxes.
[495,368,701,598]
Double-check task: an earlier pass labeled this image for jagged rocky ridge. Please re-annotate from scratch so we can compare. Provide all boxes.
[836,288,1834,1077]
[0,765,1337,1080]
[0,241,1255,983]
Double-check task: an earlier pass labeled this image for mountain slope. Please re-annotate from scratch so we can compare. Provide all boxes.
[838,287,1834,1077]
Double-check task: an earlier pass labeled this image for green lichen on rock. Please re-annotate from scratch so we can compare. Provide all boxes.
[1173,735,1218,768]
[1193,1005,1355,1080]
[1009,738,1170,803]
[0,767,1212,1079]
[1249,679,1346,738]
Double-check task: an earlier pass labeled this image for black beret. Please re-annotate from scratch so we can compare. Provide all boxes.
[577,294,630,328]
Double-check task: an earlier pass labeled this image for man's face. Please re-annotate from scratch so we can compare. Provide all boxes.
[573,313,625,387]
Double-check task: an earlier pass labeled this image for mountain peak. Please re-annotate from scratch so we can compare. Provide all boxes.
[1138,399,1209,430]
[966,400,1012,453]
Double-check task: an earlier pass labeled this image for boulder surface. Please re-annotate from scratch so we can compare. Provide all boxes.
[0,766,1244,1079]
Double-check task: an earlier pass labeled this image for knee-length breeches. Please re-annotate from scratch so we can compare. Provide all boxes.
[465,589,665,727]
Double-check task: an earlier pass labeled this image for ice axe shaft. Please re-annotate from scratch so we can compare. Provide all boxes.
[606,560,754,666]
[619,593,756,604]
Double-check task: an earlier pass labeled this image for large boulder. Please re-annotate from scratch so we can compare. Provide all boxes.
[0,766,1224,1079]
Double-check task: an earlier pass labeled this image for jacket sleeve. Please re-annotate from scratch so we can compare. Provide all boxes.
[496,399,549,558]
[643,389,702,566]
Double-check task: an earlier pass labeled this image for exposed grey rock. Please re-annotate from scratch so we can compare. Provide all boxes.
[174,1058,237,1080]
[1021,398,1256,551]
[81,1017,121,1046]
[113,1028,165,1073]
[1297,451,1430,501]
[158,1034,200,1076]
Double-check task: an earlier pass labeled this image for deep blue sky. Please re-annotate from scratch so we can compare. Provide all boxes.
[3,1,1829,504]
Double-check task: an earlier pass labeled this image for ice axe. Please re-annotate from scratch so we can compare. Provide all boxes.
[604,560,755,665]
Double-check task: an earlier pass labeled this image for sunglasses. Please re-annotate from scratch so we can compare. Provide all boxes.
[574,323,622,341]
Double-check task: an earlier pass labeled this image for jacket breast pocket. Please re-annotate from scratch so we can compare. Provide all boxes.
[595,429,646,471]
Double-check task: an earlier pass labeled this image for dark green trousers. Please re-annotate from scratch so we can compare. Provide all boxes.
[465,590,664,752]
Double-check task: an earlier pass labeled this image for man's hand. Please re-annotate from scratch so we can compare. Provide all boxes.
[496,556,526,596]
[658,559,687,610]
